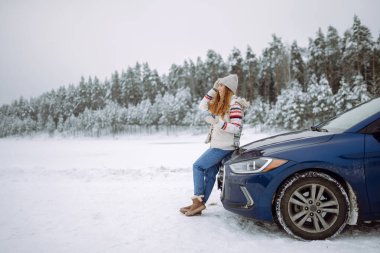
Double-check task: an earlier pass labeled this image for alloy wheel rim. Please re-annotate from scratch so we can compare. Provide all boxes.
[288,183,340,233]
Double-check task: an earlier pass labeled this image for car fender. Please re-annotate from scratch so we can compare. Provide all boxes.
[260,161,367,223]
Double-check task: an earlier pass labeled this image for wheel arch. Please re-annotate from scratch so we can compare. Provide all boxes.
[271,167,359,225]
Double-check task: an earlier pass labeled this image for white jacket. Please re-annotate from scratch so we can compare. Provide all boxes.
[199,89,249,150]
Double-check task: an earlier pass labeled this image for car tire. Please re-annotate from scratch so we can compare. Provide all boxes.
[275,171,350,240]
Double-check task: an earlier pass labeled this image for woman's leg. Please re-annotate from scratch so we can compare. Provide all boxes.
[192,148,233,201]
[203,164,219,203]
[203,150,233,203]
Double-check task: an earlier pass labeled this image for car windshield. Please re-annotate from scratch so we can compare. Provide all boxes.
[319,97,380,132]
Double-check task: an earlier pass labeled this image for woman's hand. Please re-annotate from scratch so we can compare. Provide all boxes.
[204,115,219,125]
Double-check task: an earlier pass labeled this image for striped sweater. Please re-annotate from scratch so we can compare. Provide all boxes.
[199,89,249,150]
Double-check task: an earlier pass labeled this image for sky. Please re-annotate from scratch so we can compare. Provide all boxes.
[0,0,379,105]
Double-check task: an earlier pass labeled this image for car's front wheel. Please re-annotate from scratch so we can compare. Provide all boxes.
[275,171,350,240]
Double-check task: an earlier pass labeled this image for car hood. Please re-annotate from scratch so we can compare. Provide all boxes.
[233,130,334,161]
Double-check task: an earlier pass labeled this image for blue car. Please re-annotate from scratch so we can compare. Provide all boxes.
[218,97,380,240]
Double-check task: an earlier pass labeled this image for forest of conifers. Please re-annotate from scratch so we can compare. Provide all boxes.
[0,16,379,137]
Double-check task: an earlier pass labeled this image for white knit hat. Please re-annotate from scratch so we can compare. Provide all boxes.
[219,74,238,94]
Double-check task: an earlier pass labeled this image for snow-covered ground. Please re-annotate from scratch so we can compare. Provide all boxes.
[0,129,379,253]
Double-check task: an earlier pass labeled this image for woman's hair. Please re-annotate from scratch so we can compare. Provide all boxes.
[208,86,234,117]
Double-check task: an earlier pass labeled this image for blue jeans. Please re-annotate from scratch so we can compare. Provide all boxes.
[193,148,233,203]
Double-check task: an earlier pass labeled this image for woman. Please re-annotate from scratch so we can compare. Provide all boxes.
[180,74,249,216]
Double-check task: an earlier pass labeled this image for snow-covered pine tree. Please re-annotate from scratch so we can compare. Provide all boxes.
[120,70,129,107]
[167,63,187,93]
[243,46,260,100]
[63,115,78,136]
[65,84,78,120]
[333,78,356,114]
[142,63,156,103]
[133,63,143,104]
[369,34,380,96]
[308,28,327,82]
[149,93,164,126]
[205,50,228,88]
[158,88,192,126]
[342,16,373,85]
[91,76,106,110]
[76,76,90,114]
[259,35,289,103]
[183,59,197,100]
[46,115,56,136]
[266,80,307,130]
[245,98,270,127]
[124,64,143,106]
[101,101,128,134]
[194,57,208,99]
[290,41,306,91]
[57,115,64,133]
[139,99,154,126]
[228,47,245,96]
[111,71,122,106]
[151,69,165,99]
[306,74,334,125]
[351,74,371,105]
[182,101,208,127]
[24,116,37,135]
[325,26,342,94]
[258,48,274,103]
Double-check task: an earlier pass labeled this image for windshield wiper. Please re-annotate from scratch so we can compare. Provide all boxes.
[311,126,329,132]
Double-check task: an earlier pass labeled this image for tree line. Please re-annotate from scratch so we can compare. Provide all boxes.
[0,15,379,137]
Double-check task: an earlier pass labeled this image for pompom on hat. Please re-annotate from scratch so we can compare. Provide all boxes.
[219,74,238,94]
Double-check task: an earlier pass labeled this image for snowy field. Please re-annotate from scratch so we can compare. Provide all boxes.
[0,129,379,253]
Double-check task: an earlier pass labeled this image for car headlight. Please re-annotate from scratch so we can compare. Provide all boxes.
[229,157,288,174]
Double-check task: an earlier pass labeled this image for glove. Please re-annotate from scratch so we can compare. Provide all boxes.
[205,115,219,125]
[213,79,220,89]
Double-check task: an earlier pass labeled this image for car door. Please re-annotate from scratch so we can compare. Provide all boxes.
[364,118,380,217]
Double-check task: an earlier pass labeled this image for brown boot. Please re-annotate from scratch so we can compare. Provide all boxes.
[185,196,206,216]
[179,204,191,214]
[179,204,203,215]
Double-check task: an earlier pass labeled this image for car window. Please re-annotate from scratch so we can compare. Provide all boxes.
[320,98,380,132]
[365,118,380,134]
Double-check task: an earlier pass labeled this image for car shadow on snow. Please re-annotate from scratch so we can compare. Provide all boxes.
[237,217,380,240]
[341,221,380,238]
[204,204,287,238]
[214,208,380,240]
[229,216,287,238]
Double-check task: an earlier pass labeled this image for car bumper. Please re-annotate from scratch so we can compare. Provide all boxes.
[218,163,284,222]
